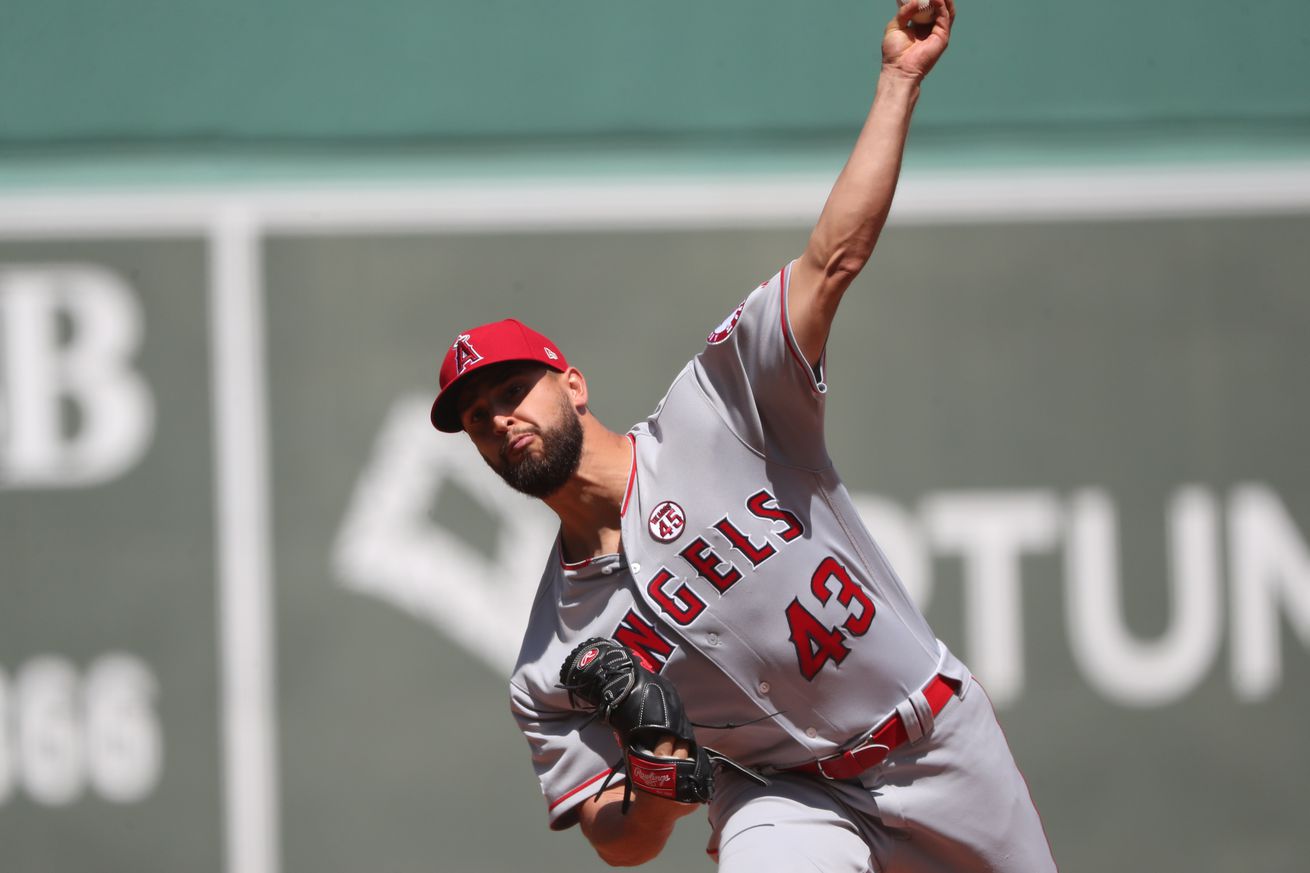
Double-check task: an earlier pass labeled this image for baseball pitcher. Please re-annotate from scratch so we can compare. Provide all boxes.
[429,2,1058,869]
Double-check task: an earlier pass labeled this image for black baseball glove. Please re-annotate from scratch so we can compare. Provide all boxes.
[559,637,765,810]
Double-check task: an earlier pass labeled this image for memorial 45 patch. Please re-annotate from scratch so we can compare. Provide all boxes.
[648,501,686,543]
[706,298,747,345]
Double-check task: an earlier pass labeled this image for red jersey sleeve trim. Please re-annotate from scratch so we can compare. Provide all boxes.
[620,432,637,517]
[559,553,594,570]
[777,260,828,395]
[548,768,614,812]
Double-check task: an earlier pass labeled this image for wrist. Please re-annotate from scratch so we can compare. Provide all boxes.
[878,65,925,91]
[874,67,922,117]
[629,788,700,823]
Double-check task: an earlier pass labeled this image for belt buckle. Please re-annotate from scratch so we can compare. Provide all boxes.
[815,739,890,781]
[815,750,857,780]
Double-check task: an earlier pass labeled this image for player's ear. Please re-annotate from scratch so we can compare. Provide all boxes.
[562,367,588,412]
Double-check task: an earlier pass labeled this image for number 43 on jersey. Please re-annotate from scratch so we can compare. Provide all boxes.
[640,488,877,681]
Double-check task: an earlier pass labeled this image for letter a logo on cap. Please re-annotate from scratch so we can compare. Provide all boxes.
[452,334,483,375]
[431,318,569,433]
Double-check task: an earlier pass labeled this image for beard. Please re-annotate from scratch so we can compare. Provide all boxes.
[488,396,584,498]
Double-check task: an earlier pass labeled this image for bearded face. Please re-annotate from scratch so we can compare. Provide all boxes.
[456,362,586,499]
[482,384,584,499]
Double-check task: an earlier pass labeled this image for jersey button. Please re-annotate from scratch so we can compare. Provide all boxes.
[601,565,614,575]
[707,632,720,646]
[757,681,770,694]
[630,563,641,573]
[805,727,819,738]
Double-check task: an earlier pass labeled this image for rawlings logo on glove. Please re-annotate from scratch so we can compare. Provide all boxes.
[559,637,766,811]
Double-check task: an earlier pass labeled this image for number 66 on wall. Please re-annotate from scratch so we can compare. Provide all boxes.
[0,653,162,806]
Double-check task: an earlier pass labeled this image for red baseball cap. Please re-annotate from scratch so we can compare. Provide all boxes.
[429,318,569,432]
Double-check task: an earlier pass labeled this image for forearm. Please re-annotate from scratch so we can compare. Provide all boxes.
[578,785,698,867]
[802,70,921,280]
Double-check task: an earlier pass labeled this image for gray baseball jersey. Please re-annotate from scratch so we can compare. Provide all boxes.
[510,262,965,829]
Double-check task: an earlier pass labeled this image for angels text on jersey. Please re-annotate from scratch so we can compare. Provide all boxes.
[616,487,878,682]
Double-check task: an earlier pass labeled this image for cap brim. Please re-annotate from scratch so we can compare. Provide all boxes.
[430,391,462,433]
[429,357,567,433]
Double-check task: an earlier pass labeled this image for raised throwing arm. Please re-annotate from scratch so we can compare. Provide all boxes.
[788,0,956,367]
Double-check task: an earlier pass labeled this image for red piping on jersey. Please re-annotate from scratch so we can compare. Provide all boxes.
[620,432,637,517]
[549,767,614,811]
[779,263,802,371]
[778,261,826,394]
[558,549,595,570]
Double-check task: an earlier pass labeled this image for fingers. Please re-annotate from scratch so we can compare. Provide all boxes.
[893,0,952,40]
[652,736,691,759]
[894,0,928,29]
[935,0,955,29]
[931,0,954,40]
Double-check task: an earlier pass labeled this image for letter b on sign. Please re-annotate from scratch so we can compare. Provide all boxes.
[0,265,154,488]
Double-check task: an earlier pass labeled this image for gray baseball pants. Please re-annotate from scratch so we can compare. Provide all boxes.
[706,678,1057,873]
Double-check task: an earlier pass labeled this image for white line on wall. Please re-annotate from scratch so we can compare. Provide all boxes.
[0,161,1308,237]
[208,205,280,873]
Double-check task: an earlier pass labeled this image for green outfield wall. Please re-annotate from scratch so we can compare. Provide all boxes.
[2,0,1309,167]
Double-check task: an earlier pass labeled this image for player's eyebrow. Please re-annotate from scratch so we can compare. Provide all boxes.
[456,362,547,418]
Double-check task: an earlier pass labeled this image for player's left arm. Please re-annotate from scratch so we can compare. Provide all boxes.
[788,0,955,367]
[576,738,700,866]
